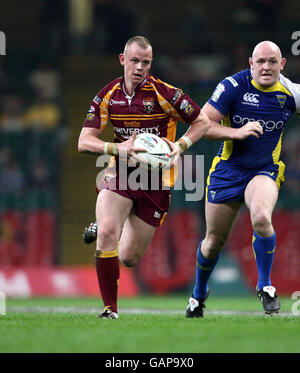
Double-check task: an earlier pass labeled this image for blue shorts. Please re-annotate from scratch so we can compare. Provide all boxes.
[206,157,285,204]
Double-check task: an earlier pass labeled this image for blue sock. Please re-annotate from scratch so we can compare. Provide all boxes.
[192,241,220,301]
[252,231,276,290]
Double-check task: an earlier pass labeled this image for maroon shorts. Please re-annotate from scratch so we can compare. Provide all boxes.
[97,174,171,227]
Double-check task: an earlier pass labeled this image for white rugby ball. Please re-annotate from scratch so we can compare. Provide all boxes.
[133,133,171,170]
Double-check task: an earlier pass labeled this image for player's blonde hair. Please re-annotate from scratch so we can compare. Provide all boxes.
[123,36,152,54]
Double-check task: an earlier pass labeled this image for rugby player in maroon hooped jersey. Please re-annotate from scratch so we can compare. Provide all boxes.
[78,36,210,319]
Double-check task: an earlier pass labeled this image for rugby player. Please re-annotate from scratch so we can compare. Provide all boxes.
[78,36,210,319]
[186,41,300,317]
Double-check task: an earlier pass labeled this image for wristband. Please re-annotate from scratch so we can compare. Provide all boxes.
[103,142,118,156]
[103,142,109,154]
[111,143,118,156]
[175,136,193,153]
[107,142,119,156]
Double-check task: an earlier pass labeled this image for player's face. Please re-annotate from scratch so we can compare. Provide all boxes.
[249,49,286,88]
[120,43,152,88]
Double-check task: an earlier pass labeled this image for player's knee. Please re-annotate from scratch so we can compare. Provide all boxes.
[252,209,272,235]
[202,234,226,259]
[119,256,137,268]
[119,252,140,268]
[120,259,136,268]
[97,225,120,247]
[206,234,226,252]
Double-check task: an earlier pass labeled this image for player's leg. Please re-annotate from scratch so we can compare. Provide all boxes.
[244,175,280,313]
[94,189,133,319]
[245,175,278,237]
[83,162,116,244]
[117,187,168,265]
[186,201,241,317]
[118,213,156,267]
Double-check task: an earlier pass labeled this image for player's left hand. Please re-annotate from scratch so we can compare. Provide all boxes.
[162,138,181,166]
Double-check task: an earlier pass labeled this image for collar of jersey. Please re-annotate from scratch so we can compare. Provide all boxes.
[122,81,135,99]
[121,74,150,97]
[251,78,291,96]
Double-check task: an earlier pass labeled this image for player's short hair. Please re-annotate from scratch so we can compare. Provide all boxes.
[124,36,152,54]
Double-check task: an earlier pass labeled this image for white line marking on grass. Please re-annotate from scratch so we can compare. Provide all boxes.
[6,306,296,317]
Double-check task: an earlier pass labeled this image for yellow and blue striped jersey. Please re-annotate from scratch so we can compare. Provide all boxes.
[208,69,300,170]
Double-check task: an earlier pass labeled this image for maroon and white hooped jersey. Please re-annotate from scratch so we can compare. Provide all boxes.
[83,74,201,142]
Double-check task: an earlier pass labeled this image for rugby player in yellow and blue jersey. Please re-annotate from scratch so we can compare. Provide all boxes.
[186,41,300,317]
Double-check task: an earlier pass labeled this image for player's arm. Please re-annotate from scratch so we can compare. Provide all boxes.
[78,90,119,156]
[164,109,210,164]
[78,127,108,155]
[180,109,210,144]
[78,127,146,160]
[154,80,211,163]
[279,75,300,115]
[175,109,210,151]
[78,89,146,158]
[202,103,263,140]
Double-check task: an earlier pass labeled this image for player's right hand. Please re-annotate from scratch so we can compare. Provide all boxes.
[234,121,263,140]
[117,133,147,164]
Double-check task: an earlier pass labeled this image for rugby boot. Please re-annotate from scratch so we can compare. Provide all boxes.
[185,290,209,318]
[257,286,280,314]
[83,222,97,244]
[97,310,118,319]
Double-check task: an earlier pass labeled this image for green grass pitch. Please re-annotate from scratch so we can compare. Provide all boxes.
[1,295,299,353]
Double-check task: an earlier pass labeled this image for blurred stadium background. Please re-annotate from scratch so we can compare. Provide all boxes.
[0,0,300,300]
